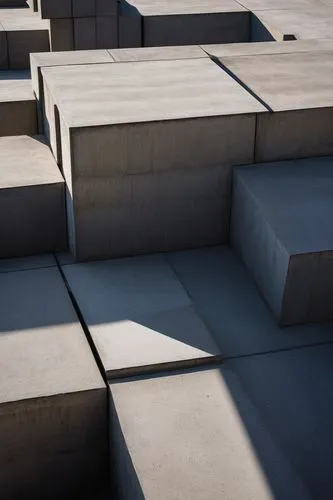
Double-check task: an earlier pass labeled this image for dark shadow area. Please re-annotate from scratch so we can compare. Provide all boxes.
[0,69,31,79]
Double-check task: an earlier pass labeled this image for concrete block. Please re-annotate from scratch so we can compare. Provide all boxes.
[0,253,56,273]
[96,0,118,16]
[0,135,66,257]
[110,44,207,62]
[50,18,74,51]
[110,366,309,500]
[167,246,333,357]
[0,266,108,499]
[0,71,37,137]
[0,24,8,69]
[63,255,221,377]
[227,343,333,500]
[118,1,142,48]
[221,50,333,161]
[37,0,71,18]
[74,17,96,50]
[231,157,333,325]
[96,15,118,49]
[73,0,95,17]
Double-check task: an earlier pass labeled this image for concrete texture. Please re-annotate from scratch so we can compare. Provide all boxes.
[0,24,8,68]
[0,135,66,257]
[231,158,333,325]
[0,70,37,136]
[62,254,221,377]
[110,366,309,500]
[74,17,96,50]
[49,18,74,51]
[227,343,333,500]
[221,50,333,161]
[37,0,71,19]
[0,253,56,273]
[167,246,333,356]
[109,44,207,62]
[0,266,108,499]
[96,15,118,49]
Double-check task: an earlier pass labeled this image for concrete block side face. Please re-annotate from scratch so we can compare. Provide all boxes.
[0,182,67,258]
[50,18,74,51]
[118,14,142,48]
[72,0,95,17]
[71,114,256,177]
[96,16,118,49]
[96,0,118,16]
[72,164,230,260]
[7,30,50,69]
[0,101,37,137]
[60,119,76,257]
[0,388,108,500]
[0,30,8,69]
[255,108,333,163]
[231,171,289,320]
[38,0,72,19]
[74,17,97,50]
[143,12,250,47]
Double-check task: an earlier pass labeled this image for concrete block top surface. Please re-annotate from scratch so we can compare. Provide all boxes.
[121,0,247,15]
[110,366,309,500]
[0,70,34,102]
[41,57,265,127]
[0,253,56,273]
[202,38,333,58]
[239,0,328,9]
[221,50,333,111]
[234,157,333,254]
[0,267,105,404]
[62,255,220,377]
[0,135,63,188]
[109,45,207,62]
[0,7,49,30]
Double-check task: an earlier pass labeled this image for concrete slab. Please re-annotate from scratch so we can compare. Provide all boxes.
[167,246,333,356]
[0,70,37,136]
[0,135,66,257]
[227,343,333,500]
[37,0,71,18]
[232,157,333,325]
[0,23,8,69]
[74,17,96,50]
[96,15,118,49]
[221,50,333,161]
[0,253,56,273]
[49,18,74,51]
[62,254,221,377]
[110,366,309,500]
[240,0,327,9]
[109,44,207,62]
[0,266,108,498]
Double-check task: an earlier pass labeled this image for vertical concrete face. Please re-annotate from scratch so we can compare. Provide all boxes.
[50,18,74,51]
[0,26,8,68]
[74,17,96,50]
[231,158,333,325]
[0,267,108,499]
[96,15,118,49]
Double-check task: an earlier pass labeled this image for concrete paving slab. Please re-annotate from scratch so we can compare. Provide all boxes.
[0,135,66,257]
[167,246,333,356]
[0,70,37,136]
[0,253,56,273]
[232,157,333,325]
[221,50,333,161]
[62,254,221,377]
[109,44,207,62]
[110,366,309,500]
[227,343,333,500]
[0,266,108,498]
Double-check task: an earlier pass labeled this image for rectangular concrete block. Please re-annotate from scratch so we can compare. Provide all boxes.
[63,254,221,377]
[0,266,108,499]
[0,253,56,273]
[231,157,333,325]
[110,366,309,500]
[74,17,96,50]
[118,2,142,48]
[37,0,71,18]
[0,25,8,68]
[96,15,118,49]
[110,44,207,62]
[0,135,67,257]
[50,18,74,51]
[96,0,118,16]
[73,0,95,17]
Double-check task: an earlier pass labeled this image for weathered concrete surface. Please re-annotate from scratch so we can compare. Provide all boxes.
[0,266,108,499]
[0,253,56,273]
[221,50,333,161]
[110,366,309,500]
[232,158,333,325]
[0,8,49,68]
[227,343,333,500]
[0,24,8,68]
[62,254,221,377]
[0,135,66,257]
[109,44,207,62]
[49,18,74,51]
[41,58,264,259]
[167,246,333,356]
[0,70,37,137]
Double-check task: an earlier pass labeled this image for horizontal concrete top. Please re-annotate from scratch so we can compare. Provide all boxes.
[0,7,49,30]
[202,38,333,58]
[0,253,56,273]
[63,255,220,377]
[110,366,308,499]
[0,135,64,188]
[239,0,327,10]
[0,267,105,404]
[109,45,207,62]
[0,70,34,102]
[234,157,333,254]
[42,58,265,127]
[253,7,333,40]
[221,50,333,111]
[122,0,246,15]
